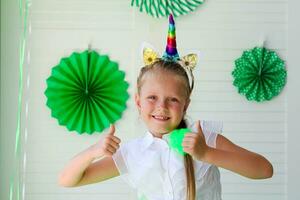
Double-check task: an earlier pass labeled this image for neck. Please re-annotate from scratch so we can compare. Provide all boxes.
[149,130,170,139]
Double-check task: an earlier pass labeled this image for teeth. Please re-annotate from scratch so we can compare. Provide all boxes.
[153,116,169,120]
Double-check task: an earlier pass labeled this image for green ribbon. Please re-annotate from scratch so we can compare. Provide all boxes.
[10,0,29,200]
[169,128,191,155]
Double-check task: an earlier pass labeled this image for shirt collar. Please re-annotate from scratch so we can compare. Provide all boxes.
[141,131,171,152]
[141,131,154,152]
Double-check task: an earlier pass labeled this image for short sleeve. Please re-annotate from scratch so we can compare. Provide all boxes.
[189,120,223,148]
[112,142,137,188]
[202,120,223,148]
[112,145,128,175]
[189,120,223,178]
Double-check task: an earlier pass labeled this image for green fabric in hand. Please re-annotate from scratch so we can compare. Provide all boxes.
[169,128,191,155]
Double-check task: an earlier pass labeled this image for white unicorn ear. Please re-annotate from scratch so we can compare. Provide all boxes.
[180,54,198,70]
[179,50,202,70]
[140,42,160,65]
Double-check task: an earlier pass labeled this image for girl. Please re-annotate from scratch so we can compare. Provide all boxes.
[58,15,273,200]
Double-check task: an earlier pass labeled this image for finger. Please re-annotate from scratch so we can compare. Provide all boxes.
[182,141,192,147]
[182,140,197,147]
[103,150,113,157]
[184,133,197,139]
[182,136,196,142]
[183,147,192,154]
[106,135,121,144]
[107,139,120,149]
[112,136,121,144]
[105,144,117,154]
[108,124,115,135]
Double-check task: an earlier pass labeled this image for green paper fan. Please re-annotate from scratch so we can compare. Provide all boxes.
[45,50,129,134]
[232,47,287,102]
[169,128,191,155]
[131,0,204,18]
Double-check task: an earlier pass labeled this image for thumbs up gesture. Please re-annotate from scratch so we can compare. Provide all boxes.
[182,120,208,161]
[90,124,121,159]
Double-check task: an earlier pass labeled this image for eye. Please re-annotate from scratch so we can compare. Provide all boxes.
[170,97,179,103]
[147,96,156,101]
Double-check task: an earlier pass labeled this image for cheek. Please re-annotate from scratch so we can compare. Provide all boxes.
[140,101,153,111]
[170,104,186,114]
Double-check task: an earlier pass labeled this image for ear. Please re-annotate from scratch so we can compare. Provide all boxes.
[135,93,141,110]
[180,53,198,70]
[141,42,160,65]
[183,98,190,113]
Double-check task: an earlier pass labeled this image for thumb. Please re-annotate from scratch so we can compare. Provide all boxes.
[196,120,204,136]
[108,124,115,135]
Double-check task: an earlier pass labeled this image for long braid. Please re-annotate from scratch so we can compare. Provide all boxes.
[177,119,196,200]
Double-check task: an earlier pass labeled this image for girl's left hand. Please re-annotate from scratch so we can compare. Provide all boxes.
[182,120,209,161]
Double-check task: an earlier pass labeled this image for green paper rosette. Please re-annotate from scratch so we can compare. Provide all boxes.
[131,0,204,18]
[232,47,287,102]
[169,128,191,155]
[45,50,129,134]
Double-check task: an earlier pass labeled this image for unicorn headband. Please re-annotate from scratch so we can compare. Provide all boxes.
[142,14,198,90]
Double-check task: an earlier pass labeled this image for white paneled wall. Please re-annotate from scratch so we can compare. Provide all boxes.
[22,0,287,200]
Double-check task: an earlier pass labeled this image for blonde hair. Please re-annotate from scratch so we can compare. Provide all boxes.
[137,59,196,200]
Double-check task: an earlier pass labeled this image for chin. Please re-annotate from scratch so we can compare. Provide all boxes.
[149,126,174,135]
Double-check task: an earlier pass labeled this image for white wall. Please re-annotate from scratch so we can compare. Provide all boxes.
[1,0,299,200]
[287,1,300,200]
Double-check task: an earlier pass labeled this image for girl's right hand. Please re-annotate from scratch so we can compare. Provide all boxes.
[89,124,121,159]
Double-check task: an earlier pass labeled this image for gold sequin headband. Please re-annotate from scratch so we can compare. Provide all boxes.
[143,46,198,71]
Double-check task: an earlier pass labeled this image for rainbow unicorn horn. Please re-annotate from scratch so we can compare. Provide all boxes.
[162,14,180,61]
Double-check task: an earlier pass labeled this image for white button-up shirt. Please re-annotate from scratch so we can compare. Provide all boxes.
[113,120,223,200]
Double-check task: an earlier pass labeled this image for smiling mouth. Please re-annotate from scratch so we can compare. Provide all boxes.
[152,115,170,121]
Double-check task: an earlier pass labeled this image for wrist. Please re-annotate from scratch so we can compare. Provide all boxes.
[88,144,104,160]
[202,146,214,163]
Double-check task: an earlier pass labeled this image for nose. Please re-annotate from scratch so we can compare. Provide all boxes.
[157,99,167,109]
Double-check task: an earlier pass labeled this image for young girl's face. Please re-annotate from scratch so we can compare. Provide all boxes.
[135,70,190,138]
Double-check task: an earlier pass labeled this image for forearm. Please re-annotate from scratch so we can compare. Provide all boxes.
[58,147,98,187]
[202,147,273,179]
